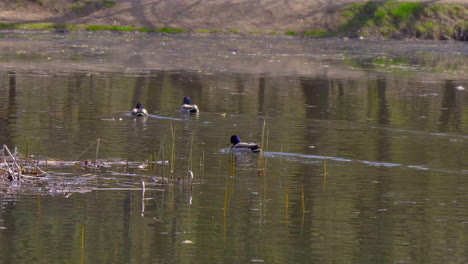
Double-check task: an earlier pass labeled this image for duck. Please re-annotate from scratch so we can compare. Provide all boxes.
[230,135,261,153]
[180,97,199,113]
[131,103,148,116]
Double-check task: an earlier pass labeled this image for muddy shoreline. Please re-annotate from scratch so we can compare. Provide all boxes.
[1,31,467,81]
[1,0,467,33]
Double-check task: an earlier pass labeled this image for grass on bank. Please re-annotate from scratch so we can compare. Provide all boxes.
[340,1,468,40]
[0,1,466,40]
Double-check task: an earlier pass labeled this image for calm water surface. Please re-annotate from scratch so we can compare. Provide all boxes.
[0,33,467,264]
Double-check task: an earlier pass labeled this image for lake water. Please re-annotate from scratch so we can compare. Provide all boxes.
[0,32,467,263]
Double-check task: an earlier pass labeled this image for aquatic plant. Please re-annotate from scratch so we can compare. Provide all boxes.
[258,120,268,175]
[170,123,176,177]
[1,144,48,181]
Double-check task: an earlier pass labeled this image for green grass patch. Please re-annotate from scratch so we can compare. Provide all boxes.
[248,30,264,34]
[198,29,223,33]
[304,29,328,37]
[138,27,153,33]
[229,29,238,34]
[0,23,16,30]
[71,2,83,12]
[339,1,468,40]
[0,22,191,34]
[285,30,297,36]
[389,2,423,21]
[102,0,117,8]
[86,25,135,31]
[18,23,56,30]
[156,27,187,33]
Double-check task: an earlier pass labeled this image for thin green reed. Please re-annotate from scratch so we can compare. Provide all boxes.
[187,133,195,173]
[158,135,166,183]
[170,123,176,178]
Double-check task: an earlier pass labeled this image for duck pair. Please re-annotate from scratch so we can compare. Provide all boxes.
[131,101,260,153]
[131,97,199,117]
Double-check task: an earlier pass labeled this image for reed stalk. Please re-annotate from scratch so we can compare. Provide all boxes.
[153,151,157,176]
[3,144,21,180]
[170,123,176,177]
[42,143,48,168]
[188,134,195,173]
[230,152,236,177]
[81,224,85,264]
[36,138,41,167]
[36,188,42,215]
[199,150,205,190]
[258,120,268,176]
[25,137,29,163]
[188,170,194,189]
[301,184,305,213]
[258,120,267,173]
[223,180,229,217]
[301,184,306,232]
[158,135,166,183]
[141,181,146,216]
[94,138,100,163]
[285,185,289,219]
[323,158,327,192]
[147,154,152,177]
[75,139,98,160]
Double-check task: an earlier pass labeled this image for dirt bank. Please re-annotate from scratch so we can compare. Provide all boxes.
[0,0,467,32]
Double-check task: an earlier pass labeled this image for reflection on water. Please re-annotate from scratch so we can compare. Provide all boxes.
[0,38,467,264]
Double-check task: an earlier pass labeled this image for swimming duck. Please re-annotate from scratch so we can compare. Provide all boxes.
[131,103,148,116]
[181,97,199,113]
[230,135,261,153]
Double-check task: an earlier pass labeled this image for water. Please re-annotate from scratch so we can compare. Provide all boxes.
[0,32,467,263]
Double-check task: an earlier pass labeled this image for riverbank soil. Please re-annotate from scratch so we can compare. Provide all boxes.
[0,0,467,32]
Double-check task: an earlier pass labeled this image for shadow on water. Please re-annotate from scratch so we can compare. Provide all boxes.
[439,80,463,133]
[0,71,16,147]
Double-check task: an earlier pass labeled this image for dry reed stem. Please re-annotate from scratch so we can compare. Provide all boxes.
[301,184,305,213]
[94,138,100,163]
[285,185,289,219]
[81,224,85,264]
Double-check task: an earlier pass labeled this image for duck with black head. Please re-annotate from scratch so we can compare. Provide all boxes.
[131,103,148,116]
[230,135,261,153]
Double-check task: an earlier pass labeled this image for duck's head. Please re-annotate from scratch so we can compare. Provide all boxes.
[136,103,143,110]
[230,135,241,145]
[183,97,191,104]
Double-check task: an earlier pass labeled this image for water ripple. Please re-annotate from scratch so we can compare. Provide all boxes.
[264,151,467,174]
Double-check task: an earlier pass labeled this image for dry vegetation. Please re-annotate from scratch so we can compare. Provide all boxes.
[0,0,467,39]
